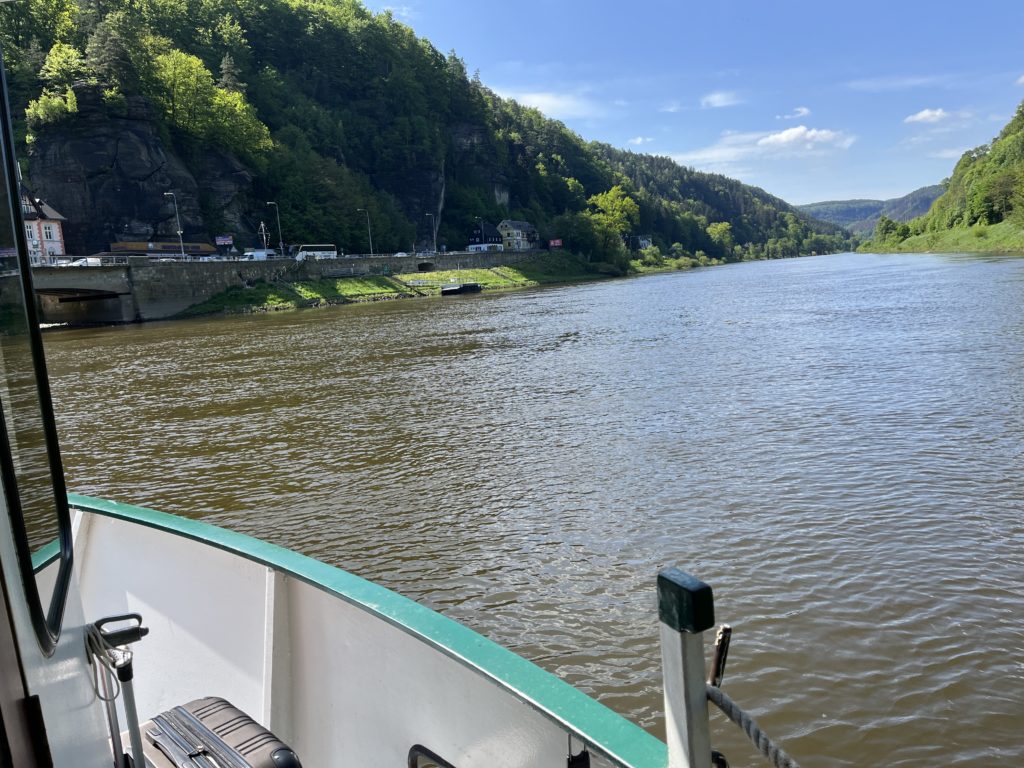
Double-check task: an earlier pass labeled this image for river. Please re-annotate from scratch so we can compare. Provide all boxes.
[43,252,1024,767]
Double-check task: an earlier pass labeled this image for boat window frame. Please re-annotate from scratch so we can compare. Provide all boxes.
[0,46,74,657]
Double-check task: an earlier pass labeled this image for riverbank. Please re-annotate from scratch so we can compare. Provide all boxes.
[858,220,1024,254]
[175,251,615,317]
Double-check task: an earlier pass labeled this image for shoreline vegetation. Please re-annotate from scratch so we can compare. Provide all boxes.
[858,220,1024,255]
[175,250,731,318]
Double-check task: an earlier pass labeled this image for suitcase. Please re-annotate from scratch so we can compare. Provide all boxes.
[145,697,301,768]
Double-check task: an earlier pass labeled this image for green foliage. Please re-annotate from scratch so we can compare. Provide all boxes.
[148,49,271,165]
[706,221,734,257]
[25,86,77,130]
[861,219,1024,254]
[1,0,853,257]
[39,41,88,89]
[902,101,1024,237]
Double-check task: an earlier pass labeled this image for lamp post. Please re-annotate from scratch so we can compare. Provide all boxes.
[163,192,186,260]
[267,201,284,256]
[357,208,374,256]
[425,213,437,253]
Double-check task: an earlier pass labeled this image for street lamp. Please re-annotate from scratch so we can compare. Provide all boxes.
[357,208,374,256]
[425,213,437,253]
[267,201,284,256]
[164,192,186,260]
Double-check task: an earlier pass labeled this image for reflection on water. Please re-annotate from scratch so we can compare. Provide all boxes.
[45,252,1024,767]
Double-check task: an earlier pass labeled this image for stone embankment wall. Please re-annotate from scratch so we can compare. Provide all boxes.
[32,250,539,324]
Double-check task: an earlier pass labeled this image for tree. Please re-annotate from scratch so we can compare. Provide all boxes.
[706,221,734,257]
[874,215,898,242]
[152,50,217,133]
[39,41,87,90]
[587,185,639,235]
[217,53,244,93]
[85,14,137,89]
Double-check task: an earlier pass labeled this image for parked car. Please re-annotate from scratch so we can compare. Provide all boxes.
[69,257,102,267]
[241,249,277,261]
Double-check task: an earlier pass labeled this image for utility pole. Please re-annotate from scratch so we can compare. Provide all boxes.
[164,192,186,260]
[267,201,284,256]
[357,208,374,256]
[425,213,437,253]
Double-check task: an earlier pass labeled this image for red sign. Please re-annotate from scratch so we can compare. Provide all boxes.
[549,238,563,248]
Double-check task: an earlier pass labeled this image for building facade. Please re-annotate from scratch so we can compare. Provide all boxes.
[497,220,539,252]
[468,220,503,248]
[21,189,67,266]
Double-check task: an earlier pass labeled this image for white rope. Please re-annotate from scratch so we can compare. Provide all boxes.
[707,685,802,768]
[85,623,122,702]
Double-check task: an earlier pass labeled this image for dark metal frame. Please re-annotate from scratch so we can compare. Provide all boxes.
[0,44,73,656]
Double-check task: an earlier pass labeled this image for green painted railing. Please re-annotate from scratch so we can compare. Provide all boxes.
[31,538,60,573]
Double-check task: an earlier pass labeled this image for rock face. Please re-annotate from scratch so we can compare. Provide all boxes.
[27,84,253,254]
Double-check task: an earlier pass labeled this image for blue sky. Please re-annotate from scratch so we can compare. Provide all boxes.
[364,0,1024,205]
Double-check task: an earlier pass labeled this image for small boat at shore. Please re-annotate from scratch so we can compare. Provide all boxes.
[440,281,482,296]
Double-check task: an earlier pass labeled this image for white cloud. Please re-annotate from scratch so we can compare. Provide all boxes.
[1017,74,1024,86]
[757,125,855,150]
[671,125,855,171]
[904,108,949,124]
[777,106,811,120]
[700,90,742,109]
[496,90,604,120]
[659,100,683,113]
[628,136,654,146]
[847,75,944,92]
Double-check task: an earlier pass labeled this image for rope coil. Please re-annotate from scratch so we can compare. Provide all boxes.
[706,684,801,768]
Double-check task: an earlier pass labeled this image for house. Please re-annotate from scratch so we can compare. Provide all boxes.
[21,187,67,266]
[497,220,539,252]
[468,220,503,248]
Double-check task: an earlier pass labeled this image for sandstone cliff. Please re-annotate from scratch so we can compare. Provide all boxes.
[27,84,253,254]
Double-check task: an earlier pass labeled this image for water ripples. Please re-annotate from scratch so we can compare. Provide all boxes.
[44,253,1024,766]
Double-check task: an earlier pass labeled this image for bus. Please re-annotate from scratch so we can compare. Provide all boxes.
[292,244,339,260]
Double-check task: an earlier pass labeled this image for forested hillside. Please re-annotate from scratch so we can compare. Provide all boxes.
[799,185,943,237]
[0,0,850,263]
[866,101,1024,251]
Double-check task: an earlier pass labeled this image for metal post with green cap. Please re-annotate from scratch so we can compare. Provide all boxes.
[658,567,715,768]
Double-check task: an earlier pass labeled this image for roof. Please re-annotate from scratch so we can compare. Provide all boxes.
[20,184,66,222]
[498,219,537,231]
[475,220,501,235]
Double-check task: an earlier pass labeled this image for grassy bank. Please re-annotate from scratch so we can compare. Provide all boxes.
[393,251,608,295]
[859,220,1024,254]
[176,275,410,317]
[176,252,607,317]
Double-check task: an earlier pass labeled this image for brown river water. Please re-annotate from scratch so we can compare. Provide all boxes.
[43,252,1023,767]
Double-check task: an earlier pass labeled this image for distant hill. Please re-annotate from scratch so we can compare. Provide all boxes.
[799,185,944,236]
